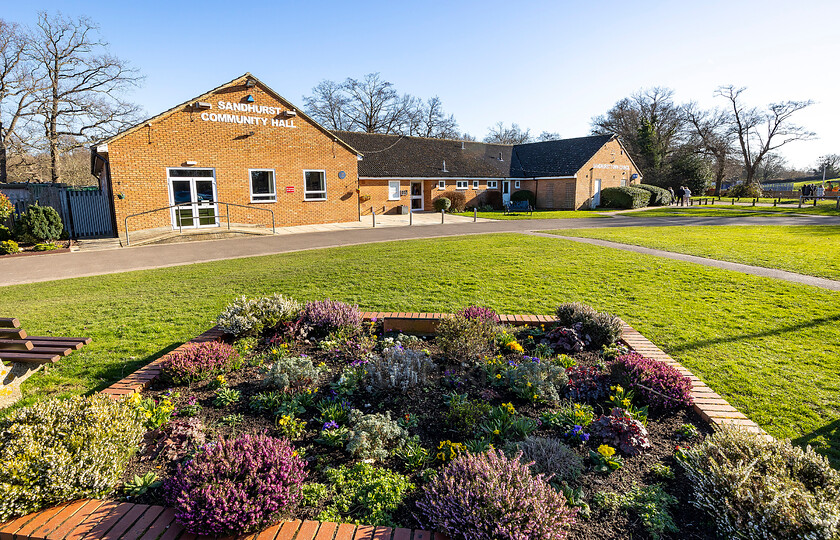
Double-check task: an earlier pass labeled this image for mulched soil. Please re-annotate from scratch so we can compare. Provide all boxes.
[0,239,74,257]
[118,326,718,540]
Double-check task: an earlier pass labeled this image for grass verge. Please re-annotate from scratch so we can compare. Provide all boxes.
[554,225,840,280]
[629,203,840,218]
[1,234,838,465]
[474,209,608,220]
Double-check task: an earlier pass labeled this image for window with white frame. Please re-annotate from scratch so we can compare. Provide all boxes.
[456,180,468,190]
[249,169,276,202]
[438,180,446,189]
[487,180,498,189]
[388,181,400,200]
[472,180,479,189]
[304,170,326,200]
[621,179,628,187]
[514,180,521,189]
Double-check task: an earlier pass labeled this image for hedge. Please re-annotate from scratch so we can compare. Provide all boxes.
[511,190,535,206]
[441,191,467,212]
[599,186,651,209]
[635,184,672,206]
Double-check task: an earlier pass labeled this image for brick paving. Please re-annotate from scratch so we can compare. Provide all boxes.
[1,313,767,539]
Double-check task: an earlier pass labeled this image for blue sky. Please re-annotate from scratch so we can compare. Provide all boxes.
[5,0,838,169]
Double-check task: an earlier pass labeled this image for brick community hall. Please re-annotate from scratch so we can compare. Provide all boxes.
[81,73,642,240]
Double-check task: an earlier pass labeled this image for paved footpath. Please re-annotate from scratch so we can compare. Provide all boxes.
[1,214,838,287]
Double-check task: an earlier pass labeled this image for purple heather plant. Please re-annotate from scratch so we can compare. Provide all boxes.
[416,449,577,540]
[161,341,239,384]
[610,352,693,409]
[456,305,501,323]
[299,299,362,335]
[590,408,651,456]
[164,432,306,536]
[564,365,611,403]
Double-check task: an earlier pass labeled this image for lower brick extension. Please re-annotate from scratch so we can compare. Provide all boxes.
[0,313,767,539]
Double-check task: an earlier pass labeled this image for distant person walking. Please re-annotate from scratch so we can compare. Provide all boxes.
[683,186,692,206]
[676,186,685,206]
[817,184,825,198]
[668,186,675,205]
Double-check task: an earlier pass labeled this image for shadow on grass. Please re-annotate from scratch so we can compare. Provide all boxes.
[668,314,840,353]
[91,341,183,393]
[792,419,840,469]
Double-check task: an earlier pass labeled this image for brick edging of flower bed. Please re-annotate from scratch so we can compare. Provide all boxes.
[0,312,767,540]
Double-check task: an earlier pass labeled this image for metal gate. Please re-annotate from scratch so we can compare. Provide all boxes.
[66,189,114,238]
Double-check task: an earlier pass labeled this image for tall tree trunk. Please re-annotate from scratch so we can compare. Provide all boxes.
[0,121,6,184]
[713,155,726,196]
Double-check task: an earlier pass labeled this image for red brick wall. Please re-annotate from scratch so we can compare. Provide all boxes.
[574,139,641,209]
[106,78,360,235]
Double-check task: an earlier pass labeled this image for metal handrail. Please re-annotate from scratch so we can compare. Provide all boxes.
[124,201,275,246]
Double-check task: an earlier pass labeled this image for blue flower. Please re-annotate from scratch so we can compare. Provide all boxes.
[323,421,339,430]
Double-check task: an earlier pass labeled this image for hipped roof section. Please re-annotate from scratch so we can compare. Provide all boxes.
[336,131,625,179]
[92,73,360,156]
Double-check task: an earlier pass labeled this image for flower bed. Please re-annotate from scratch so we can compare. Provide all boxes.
[114,300,723,540]
[4,298,838,540]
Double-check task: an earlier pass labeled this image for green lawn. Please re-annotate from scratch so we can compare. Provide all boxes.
[629,203,840,218]
[1,234,839,465]
[474,209,608,220]
[555,225,840,280]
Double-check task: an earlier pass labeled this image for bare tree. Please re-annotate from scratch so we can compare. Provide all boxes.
[302,79,351,131]
[0,19,39,183]
[755,152,788,183]
[683,102,734,195]
[484,121,532,144]
[537,131,561,142]
[28,12,143,183]
[592,87,685,177]
[715,85,814,187]
[406,96,459,138]
[340,73,414,134]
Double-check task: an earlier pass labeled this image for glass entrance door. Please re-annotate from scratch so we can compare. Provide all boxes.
[410,182,423,211]
[168,169,219,229]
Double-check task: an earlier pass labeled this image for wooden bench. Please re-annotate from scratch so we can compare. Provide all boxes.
[0,317,91,365]
[504,200,533,215]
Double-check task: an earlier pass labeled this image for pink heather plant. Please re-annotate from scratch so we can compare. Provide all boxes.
[416,449,577,540]
[456,305,500,323]
[165,432,306,536]
[300,299,362,333]
[161,341,239,384]
[611,352,693,409]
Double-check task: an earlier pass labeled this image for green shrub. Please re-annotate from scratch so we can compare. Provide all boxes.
[0,225,11,241]
[433,196,451,212]
[679,426,840,539]
[636,184,672,206]
[619,484,679,539]
[345,410,408,461]
[318,463,414,527]
[0,239,20,255]
[599,186,651,209]
[729,183,762,198]
[436,313,501,363]
[17,204,63,242]
[441,191,467,212]
[33,242,58,252]
[554,302,622,349]
[216,294,301,337]
[511,189,535,206]
[0,395,145,521]
[445,393,492,435]
[499,357,568,403]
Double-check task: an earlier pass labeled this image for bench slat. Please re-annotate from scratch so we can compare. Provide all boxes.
[0,339,34,351]
[0,328,27,340]
[28,339,85,350]
[0,318,21,328]
[28,335,92,345]
[0,352,62,363]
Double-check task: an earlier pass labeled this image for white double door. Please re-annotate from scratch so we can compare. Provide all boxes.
[167,169,219,229]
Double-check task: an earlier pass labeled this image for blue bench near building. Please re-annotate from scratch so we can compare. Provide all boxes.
[504,200,533,215]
